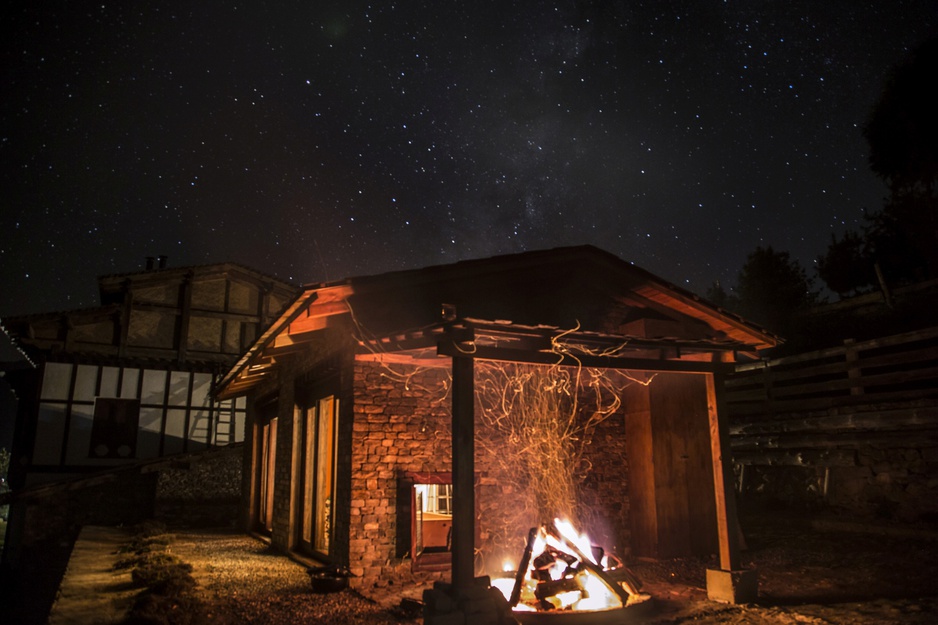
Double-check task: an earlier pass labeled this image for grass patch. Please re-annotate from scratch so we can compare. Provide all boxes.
[117,521,203,625]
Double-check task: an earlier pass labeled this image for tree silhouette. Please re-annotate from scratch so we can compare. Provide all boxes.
[860,36,938,283]
[817,37,938,295]
[816,230,875,297]
[865,37,938,196]
[705,281,739,311]
[734,246,818,334]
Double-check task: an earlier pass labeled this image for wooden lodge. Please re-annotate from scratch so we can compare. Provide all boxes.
[1,260,298,488]
[215,245,779,603]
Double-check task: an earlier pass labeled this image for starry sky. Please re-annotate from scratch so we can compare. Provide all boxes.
[2,1,937,317]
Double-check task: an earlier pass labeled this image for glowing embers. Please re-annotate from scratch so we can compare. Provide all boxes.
[492,519,649,616]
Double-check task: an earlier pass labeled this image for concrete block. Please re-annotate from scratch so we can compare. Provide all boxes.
[706,568,758,604]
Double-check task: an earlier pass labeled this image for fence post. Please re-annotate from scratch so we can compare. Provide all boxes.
[844,338,864,396]
[761,361,774,417]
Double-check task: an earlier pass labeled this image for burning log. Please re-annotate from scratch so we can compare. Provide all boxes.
[546,526,635,601]
[499,520,647,614]
[509,528,538,608]
[533,575,582,604]
[532,548,577,582]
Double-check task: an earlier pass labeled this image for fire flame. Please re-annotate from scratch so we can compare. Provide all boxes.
[494,519,638,613]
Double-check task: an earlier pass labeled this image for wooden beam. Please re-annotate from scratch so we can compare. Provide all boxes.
[706,371,741,571]
[437,342,734,374]
[355,351,448,368]
[451,355,475,591]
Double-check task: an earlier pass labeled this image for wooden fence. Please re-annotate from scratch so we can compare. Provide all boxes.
[726,326,938,472]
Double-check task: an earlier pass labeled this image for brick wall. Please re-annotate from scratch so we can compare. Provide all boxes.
[271,381,296,549]
[348,359,453,591]
[578,413,631,558]
[346,358,633,591]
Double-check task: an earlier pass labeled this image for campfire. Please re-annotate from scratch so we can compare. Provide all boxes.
[491,519,650,617]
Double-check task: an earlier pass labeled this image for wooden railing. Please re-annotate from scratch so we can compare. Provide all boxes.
[726,327,938,467]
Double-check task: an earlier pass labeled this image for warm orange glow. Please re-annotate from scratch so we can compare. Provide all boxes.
[494,521,635,613]
[553,518,596,564]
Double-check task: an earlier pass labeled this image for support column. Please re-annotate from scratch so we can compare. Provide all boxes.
[451,355,475,591]
[705,371,757,603]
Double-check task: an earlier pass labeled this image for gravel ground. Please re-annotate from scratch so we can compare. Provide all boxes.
[162,508,938,625]
[626,509,938,625]
[169,531,417,625]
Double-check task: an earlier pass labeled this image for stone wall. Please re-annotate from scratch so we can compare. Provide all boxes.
[271,381,297,549]
[346,358,634,592]
[728,327,938,526]
[578,412,631,558]
[154,444,243,527]
[348,359,453,592]
[739,434,938,524]
[828,443,938,523]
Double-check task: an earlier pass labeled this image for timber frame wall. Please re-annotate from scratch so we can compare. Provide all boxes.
[27,361,246,478]
[3,262,297,489]
[726,326,938,521]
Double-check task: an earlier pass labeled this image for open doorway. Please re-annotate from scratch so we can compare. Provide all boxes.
[398,473,457,571]
[415,483,453,559]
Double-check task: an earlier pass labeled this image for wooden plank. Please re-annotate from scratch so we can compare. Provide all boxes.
[730,406,938,436]
[651,374,720,558]
[623,384,657,558]
[185,309,263,323]
[774,366,938,397]
[734,327,938,372]
[726,388,938,417]
[738,359,852,384]
[450,355,475,591]
[732,429,938,451]
[857,345,938,369]
[679,376,719,557]
[651,376,692,558]
[728,345,938,391]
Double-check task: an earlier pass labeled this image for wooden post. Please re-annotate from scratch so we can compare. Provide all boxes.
[451,354,475,591]
[844,339,864,396]
[177,271,194,365]
[706,369,758,603]
[761,361,774,418]
[705,371,741,571]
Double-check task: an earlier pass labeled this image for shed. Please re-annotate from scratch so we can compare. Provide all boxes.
[216,245,778,607]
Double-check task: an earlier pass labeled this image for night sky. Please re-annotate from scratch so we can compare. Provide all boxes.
[2,1,937,317]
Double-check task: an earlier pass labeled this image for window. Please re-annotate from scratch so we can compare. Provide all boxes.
[89,397,140,459]
[418,483,453,515]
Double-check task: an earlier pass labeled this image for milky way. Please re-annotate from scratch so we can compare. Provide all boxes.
[2,1,936,316]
